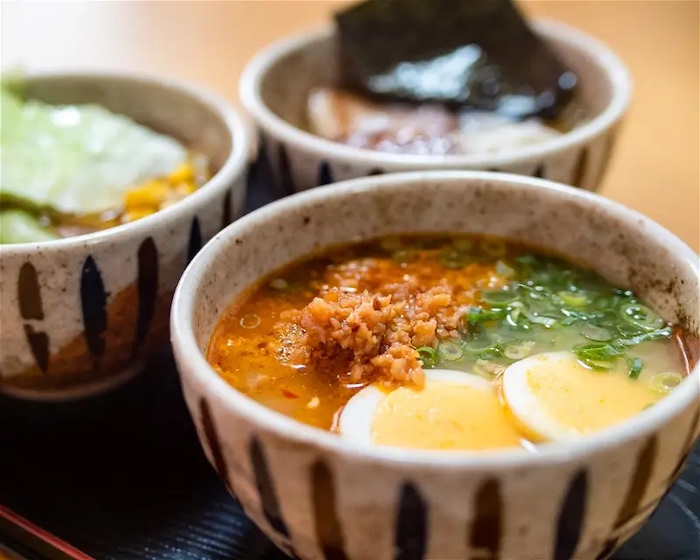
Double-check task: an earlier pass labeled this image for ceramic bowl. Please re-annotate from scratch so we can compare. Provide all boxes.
[0,71,251,400]
[240,20,631,195]
[171,171,699,560]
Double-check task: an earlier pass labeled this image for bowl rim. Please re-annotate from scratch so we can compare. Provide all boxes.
[0,69,252,255]
[171,170,700,470]
[239,19,632,169]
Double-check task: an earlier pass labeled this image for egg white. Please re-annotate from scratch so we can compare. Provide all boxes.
[338,369,491,445]
[502,351,660,442]
[501,352,578,441]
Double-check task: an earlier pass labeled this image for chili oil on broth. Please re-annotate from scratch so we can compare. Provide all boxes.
[206,235,690,451]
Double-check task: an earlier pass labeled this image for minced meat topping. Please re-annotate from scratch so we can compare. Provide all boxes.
[274,256,499,387]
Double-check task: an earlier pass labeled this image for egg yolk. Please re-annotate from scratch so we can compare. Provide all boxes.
[522,358,661,436]
[370,381,523,450]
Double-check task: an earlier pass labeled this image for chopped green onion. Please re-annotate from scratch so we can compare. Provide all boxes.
[619,303,665,332]
[558,290,589,307]
[579,324,614,342]
[437,341,464,361]
[616,323,643,337]
[650,372,683,394]
[240,314,261,329]
[417,346,439,368]
[495,260,515,277]
[503,340,536,360]
[618,327,672,347]
[480,238,507,257]
[627,357,644,379]
[578,357,618,371]
[574,342,625,361]
[476,346,504,360]
[462,334,494,354]
[439,248,472,269]
[480,288,518,307]
[515,255,539,267]
[463,307,505,330]
[505,312,521,329]
[527,314,558,328]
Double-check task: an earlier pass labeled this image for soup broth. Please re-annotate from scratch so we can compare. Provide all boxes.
[208,235,692,451]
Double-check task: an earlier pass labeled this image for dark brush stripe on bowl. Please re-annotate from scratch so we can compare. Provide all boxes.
[277,143,297,197]
[572,148,589,189]
[23,325,49,374]
[222,190,233,230]
[469,478,502,560]
[18,263,50,373]
[188,217,203,264]
[250,437,291,538]
[312,460,348,560]
[595,436,659,559]
[132,237,159,357]
[368,168,385,176]
[18,263,44,320]
[554,469,588,560]
[534,164,546,179]
[666,407,700,485]
[199,398,234,495]
[394,482,427,560]
[594,539,617,560]
[80,256,108,362]
[616,436,658,526]
[318,161,334,186]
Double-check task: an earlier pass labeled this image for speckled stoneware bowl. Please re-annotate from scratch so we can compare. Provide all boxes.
[0,71,251,400]
[240,20,631,194]
[171,171,699,560]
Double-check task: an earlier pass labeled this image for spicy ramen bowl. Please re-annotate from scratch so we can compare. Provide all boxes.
[172,171,699,560]
[240,20,631,194]
[0,71,251,400]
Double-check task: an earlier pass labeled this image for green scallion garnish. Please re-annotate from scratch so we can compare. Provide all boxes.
[437,341,464,361]
[619,302,666,332]
[417,346,439,368]
[627,356,644,379]
[650,372,683,394]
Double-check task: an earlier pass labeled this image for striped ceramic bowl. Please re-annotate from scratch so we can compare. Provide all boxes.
[0,71,251,400]
[240,20,631,195]
[171,171,699,560]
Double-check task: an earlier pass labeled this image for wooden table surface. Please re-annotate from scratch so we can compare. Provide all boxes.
[2,1,698,251]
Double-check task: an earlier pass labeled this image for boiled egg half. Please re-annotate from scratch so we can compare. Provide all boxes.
[501,352,661,441]
[338,369,523,450]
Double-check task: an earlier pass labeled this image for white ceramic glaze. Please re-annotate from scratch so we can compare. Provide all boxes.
[0,71,252,400]
[171,171,699,560]
[240,20,631,194]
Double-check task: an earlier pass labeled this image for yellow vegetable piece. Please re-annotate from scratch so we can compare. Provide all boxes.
[124,179,170,209]
[123,208,155,223]
[168,163,195,185]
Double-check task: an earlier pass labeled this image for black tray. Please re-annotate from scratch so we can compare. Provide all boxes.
[1,164,699,560]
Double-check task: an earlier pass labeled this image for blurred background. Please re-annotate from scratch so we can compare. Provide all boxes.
[2,0,698,251]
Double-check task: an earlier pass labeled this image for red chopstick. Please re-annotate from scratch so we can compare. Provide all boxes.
[0,506,94,560]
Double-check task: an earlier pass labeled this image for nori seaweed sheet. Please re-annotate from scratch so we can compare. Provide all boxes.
[335,0,577,120]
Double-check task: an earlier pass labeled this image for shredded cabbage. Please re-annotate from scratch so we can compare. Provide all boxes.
[0,209,58,244]
[0,85,187,215]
